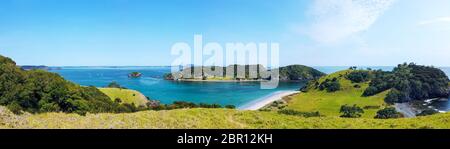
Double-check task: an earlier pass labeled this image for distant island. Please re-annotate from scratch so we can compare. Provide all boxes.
[164,64,325,82]
[20,65,62,71]
[128,72,142,78]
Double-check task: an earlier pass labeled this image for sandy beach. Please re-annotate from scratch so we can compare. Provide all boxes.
[239,91,300,110]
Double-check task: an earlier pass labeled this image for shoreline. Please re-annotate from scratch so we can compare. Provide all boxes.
[238,91,300,110]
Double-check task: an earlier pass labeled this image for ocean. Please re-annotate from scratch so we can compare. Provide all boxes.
[50,66,450,109]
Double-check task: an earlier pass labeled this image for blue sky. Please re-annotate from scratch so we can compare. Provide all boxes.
[0,0,450,66]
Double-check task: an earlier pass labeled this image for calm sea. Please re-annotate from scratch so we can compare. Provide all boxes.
[50,67,302,107]
[50,66,450,109]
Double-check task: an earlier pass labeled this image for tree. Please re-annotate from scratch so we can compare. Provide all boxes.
[416,109,439,116]
[319,78,341,92]
[107,81,125,89]
[339,104,364,118]
[374,107,402,119]
[347,70,371,83]
[0,55,141,115]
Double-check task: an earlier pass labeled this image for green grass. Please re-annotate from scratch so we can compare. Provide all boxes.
[1,106,449,129]
[99,88,148,106]
[286,70,388,118]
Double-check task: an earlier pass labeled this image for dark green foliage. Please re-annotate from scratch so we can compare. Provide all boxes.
[225,105,236,109]
[107,81,126,89]
[417,109,439,116]
[385,89,406,103]
[278,109,321,117]
[165,64,325,81]
[319,78,341,92]
[278,65,326,81]
[114,98,122,103]
[374,107,402,119]
[363,105,380,109]
[0,55,140,115]
[363,63,449,103]
[347,70,371,83]
[339,104,364,118]
[147,101,233,110]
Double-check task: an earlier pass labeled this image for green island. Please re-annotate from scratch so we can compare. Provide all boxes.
[1,55,450,129]
[164,64,325,82]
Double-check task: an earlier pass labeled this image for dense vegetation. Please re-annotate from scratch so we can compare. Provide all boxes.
[339,104,364,118]
[318,77,341,92]
[0,55,140,115]
[362,63,449,103]
[165,64,325,81]
[288,70,387,118]
[374,107,403,119]
[277,65,326,81]
[346,70,371,83]
[146,101,235,110]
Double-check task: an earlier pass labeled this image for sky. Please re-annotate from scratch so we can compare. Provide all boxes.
[0,0,450,66]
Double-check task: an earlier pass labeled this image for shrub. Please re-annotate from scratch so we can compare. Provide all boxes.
[225,105,236,109]
[107,81,126,89]
[278,109,321,118]
[319,78,341,92]
[363,105,380,109]
[416,109,439,116]
[374,107,402,119]
[362,86,378,96]
[114,98,122,103]
[339,104,364,118]
[385,89,405,103]
[347,71,371,83]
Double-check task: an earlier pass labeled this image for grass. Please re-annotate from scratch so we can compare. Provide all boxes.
[286,70,388,118]
[1,106,449,129]
[99,88,148,106]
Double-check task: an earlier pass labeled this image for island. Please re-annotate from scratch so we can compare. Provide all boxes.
[164,64,325,82]
[128,72,142,78]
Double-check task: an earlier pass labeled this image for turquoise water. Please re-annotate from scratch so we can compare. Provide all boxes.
[49,66,450,108]
[50,67,303,107]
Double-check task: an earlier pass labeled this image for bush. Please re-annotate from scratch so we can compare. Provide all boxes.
[339,104,364,118]
[107,81,125,89]
[278,109,321,118]
[225,105,236,109]
[363,105,380,109]
[374,107,402,119]
[319,78,341,92]
[362,86,378,96]
[385,89,405,103]
[416,109,439,116]
[364,63,450,102]
[347,71,371,83]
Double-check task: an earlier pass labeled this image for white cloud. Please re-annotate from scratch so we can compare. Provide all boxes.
[418,17,450,26]
[302,0,395,44]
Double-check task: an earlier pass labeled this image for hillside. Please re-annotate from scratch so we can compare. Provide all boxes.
[1,106,449,129]
[284,70,388,118]
[99,88,149,107]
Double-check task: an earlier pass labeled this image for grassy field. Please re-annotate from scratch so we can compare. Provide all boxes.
[285,70,388,118]
[99,88,149,106]
[1,106,449,129]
